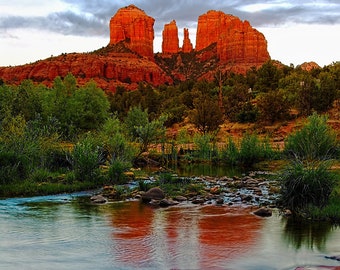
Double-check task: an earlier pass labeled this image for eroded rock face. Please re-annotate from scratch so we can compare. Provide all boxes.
[196,10,270,64]
[162,20,179,54]
[0,45,173,91]
[109,5,155,60]
[182,28,193,53]
[196,10,226,51]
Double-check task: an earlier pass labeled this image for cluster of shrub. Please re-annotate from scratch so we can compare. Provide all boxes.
[110,60,340,128]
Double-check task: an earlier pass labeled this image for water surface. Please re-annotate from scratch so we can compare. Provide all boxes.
[1,193,340,270]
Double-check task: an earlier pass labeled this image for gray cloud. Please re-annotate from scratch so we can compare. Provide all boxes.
[1,0,339,37]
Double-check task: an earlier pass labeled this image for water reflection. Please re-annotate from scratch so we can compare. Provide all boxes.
[283,218,333,251]
[110,202,155,268]
[109,201,263,269]
[169,163,245,177]
[2,195,340,269]
[198,206,262,269]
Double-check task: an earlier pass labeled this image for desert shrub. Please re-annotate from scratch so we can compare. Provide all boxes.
[108,158,131,184]
[0,149,29,184]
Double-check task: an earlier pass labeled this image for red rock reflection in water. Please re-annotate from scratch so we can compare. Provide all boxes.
[110,202,264,269]
[110,201,155,267]
[198,206,263,269]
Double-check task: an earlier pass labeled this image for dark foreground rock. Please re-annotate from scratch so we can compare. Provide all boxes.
[253,207,272,217]
[141,187,165,202]
[325,255,340,261]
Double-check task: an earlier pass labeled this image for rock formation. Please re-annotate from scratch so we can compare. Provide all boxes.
[196,10,226,51]
[0,45,172,91]
[109,5,155,60]
[162,20,179,54]
[0,5,271,91]
[196,10,270,64]
[298,61,321,71]
[182,28,193,53]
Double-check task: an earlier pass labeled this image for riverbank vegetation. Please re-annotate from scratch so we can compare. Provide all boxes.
[0,61,339,222]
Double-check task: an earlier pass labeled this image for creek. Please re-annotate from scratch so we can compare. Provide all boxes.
[1,192,340,270]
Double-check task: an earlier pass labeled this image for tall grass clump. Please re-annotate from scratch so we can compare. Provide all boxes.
[221,137,239,165]
[280,113,339,219]
[284,113,338,161]
[279,160,337,211]
[193,133,213,161]
[222,133,277,167]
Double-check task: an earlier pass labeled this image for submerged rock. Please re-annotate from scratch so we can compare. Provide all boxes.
[159,198,179,207]
[253,207,272,217]
[325,255,340,261]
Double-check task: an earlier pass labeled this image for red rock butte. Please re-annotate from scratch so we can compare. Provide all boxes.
[0,4,271,91]
[196,10,269,63]
[109,5,155,60]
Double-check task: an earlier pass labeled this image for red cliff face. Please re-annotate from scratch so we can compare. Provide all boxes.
[182,28,193,53]
[196,10,226,51]
[162,20,179,54]
[196,10,270,64]
[0,45,173,91]
[109,5,155,60]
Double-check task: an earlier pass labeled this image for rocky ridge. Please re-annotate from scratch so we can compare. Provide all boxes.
[0,5,270,91]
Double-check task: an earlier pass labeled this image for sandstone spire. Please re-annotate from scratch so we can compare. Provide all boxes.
[162,20,179,54]
[182,28,193,53]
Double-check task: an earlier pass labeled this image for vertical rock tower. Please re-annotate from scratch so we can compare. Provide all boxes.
[162,20,180,54]
[109,5,155,60]
[182,28,193,53]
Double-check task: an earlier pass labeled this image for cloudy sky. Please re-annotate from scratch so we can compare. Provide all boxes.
[1,0,339,67]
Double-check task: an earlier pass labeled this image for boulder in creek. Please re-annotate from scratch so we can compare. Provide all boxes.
[141,187,165,203]
[173,195,187,202]
[253,207,272,217]
[90,195,107,204]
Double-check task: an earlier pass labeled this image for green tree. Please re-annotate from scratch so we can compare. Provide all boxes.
[254,61,283,92]
[12,80,44,121]
[0,84,15,122]
[224,83,254,122]
[313,71,337,113]
[124,106,149,139]
[257,89,290,123]
[125,106,167,154]
[41,75,109,139]
[72,80,110,130]
[190,94,223,134]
